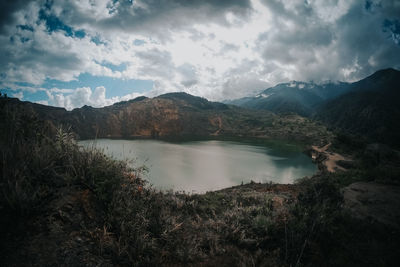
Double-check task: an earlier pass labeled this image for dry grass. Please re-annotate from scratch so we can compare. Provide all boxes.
[1,100,399,266]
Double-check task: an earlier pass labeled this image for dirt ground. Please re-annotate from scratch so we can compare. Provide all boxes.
[343,182,400,230]
[311,143,348,172]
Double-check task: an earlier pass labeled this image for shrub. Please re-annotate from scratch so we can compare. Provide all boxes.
[0,105,130,216]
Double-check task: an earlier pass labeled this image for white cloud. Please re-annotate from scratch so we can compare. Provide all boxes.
[12,91,23,99]
[47,86,144,110]
[35,100,49,105]
[1,0,400,106]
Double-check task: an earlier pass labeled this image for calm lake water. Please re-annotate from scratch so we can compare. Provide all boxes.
[79,139,317,192]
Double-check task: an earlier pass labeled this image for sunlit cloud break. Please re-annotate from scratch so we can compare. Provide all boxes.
[0,0,399,110]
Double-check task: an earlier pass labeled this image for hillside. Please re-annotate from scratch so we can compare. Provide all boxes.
[0,92,332,145]
[315,68,400,148]
[1,104,399,266]
[226,68,400,148]
[225,81,351,116]
[2,70,400,266]
[226,68,399,117]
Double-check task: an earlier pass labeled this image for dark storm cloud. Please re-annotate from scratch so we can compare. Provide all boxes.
[51,0,252,41]
[0,19,90,85]
[0,0,252,38]
[331,0,400,80]
[1,0,400,106]
[0,0,33,33]
[383,19,400,44]
[0,0,251,89]
[0,0,89,85]
[256,0,400,82]
[260,0,315,27]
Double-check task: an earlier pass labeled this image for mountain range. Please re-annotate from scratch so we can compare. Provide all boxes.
[1,68,399,148]
[226,68,400,148]
[0,92,331,145]
[225,80,351,117]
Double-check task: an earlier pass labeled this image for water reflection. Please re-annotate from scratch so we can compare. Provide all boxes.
[79,139,317,192]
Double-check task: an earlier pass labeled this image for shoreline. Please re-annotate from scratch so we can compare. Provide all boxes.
[308,143,351,173]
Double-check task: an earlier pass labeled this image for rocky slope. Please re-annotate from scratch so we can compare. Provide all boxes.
[0,92,332,145]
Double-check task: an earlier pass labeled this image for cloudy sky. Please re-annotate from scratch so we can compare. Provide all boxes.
[0,0,399,110]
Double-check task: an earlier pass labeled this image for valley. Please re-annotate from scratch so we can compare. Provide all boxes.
[227,68,400,149]
[1,68,400,266]
[2,0,400,264]
[1,91,333,145]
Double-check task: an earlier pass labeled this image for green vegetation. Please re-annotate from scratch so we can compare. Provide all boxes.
[1,100,399,266]
[0,103,132,264]
[331,132,400,185]
[1,93,333,146]
[287,174,400,266]
[0,104,126,217]
[316,69,400,150]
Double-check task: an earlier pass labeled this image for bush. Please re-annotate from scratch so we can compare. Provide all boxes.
[0,105,130,217]
[284,174,400,266]
[2,100,399,266]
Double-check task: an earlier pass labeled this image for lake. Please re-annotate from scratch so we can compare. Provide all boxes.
[79,139,317,192]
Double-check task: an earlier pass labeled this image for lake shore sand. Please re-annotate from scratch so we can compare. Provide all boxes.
[311,143,350,173]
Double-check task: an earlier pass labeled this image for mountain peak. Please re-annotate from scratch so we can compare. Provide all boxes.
[375,67,399,73]
[112,96,148,106]
[366,67,400,80]
[157,92,228,110]
[158,92,198,99]
[351,67,400,94]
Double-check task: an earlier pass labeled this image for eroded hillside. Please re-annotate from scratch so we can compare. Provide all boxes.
[0,92,333,145]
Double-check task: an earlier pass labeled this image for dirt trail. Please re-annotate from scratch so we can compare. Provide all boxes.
[311,143,347,172]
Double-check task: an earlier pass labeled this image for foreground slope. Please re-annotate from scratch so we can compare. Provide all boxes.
[1,105,399,266]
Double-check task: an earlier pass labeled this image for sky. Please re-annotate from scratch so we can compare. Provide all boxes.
[0,0,399,110]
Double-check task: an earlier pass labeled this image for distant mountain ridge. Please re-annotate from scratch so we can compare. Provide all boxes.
[225,68,399,115]
[0,92,332,145]
[225,80,352,116]
[226,68,400,148]
[2,68,398,147]
[315,68,400,148]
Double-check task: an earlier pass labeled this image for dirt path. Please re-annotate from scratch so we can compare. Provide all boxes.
[311,143,347,172]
